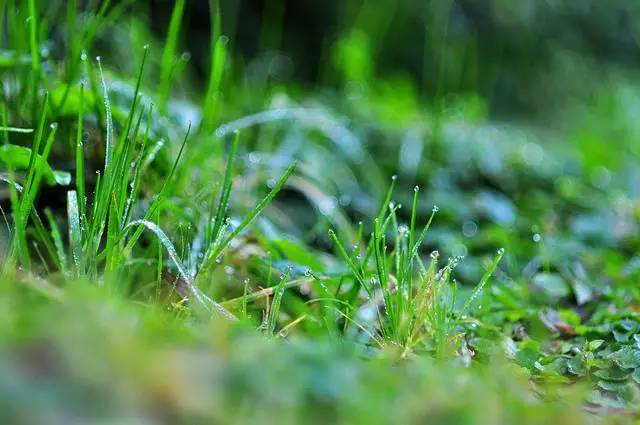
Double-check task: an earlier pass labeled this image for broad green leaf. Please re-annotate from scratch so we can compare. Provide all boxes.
[0,144,70,186]
[50,84,97,117]
[593,367,630,381]
[608,347,640,369]
[270,238,325,272]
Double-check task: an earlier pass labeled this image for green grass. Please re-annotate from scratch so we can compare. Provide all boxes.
[1,1,640,424]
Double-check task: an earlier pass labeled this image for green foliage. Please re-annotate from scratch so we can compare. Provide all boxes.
[1,0,640,423]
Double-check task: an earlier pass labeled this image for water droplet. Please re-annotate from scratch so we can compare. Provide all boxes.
[497,248,505,255]
[80,51,87,61]
[224,265,234,275]
[414,185,419,192]
[267,178,277,188]
[430,250,439,259]
[532,233,541,243]
[318,198,337,215]
[391,175,397,181]
[49,122,58,129]
[243,278,250,284]
[398,225,409,235]
[304,269,312,277]
[432,205,439,213]
[215,125,227,138]
[215,256,222,264]
[247,152,260,164]
[95,55,101,62]
[462,220,478,237]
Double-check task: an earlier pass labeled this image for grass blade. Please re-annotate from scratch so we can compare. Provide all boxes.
[158,0,186,111]
[67,190,82,275]
[462,248,505,313]
[127,219,237,321]
[200,161,296,275]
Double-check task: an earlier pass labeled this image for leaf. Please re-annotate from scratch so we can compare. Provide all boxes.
[608,347,640,369]
[593,367,630,381]
[270,238,325,272]
[0,144,70,186]
[567,356,586,376]
[515,340,540,371]
[50,84,97,117]
[531,273,570,301]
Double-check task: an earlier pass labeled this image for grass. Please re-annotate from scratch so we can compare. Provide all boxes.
[1,1,640,424]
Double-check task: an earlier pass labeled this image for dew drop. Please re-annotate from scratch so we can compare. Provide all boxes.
[462,221,477,237]
[247,152,260,164]
[532,233,541,243]
[432,205,440,213]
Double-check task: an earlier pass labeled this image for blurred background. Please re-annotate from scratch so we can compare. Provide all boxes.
[142,0,640,116]
[126,0,640,285]
[5,0,640,296]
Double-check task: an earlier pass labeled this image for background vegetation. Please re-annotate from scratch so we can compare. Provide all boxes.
[1,0,640,423]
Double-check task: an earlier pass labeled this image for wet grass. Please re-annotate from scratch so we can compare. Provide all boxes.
[1,1,640,424]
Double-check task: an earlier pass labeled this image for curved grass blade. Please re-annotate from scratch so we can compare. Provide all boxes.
[126,219,237,321]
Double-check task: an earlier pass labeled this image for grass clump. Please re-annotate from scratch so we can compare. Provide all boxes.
[1,1,640,424]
